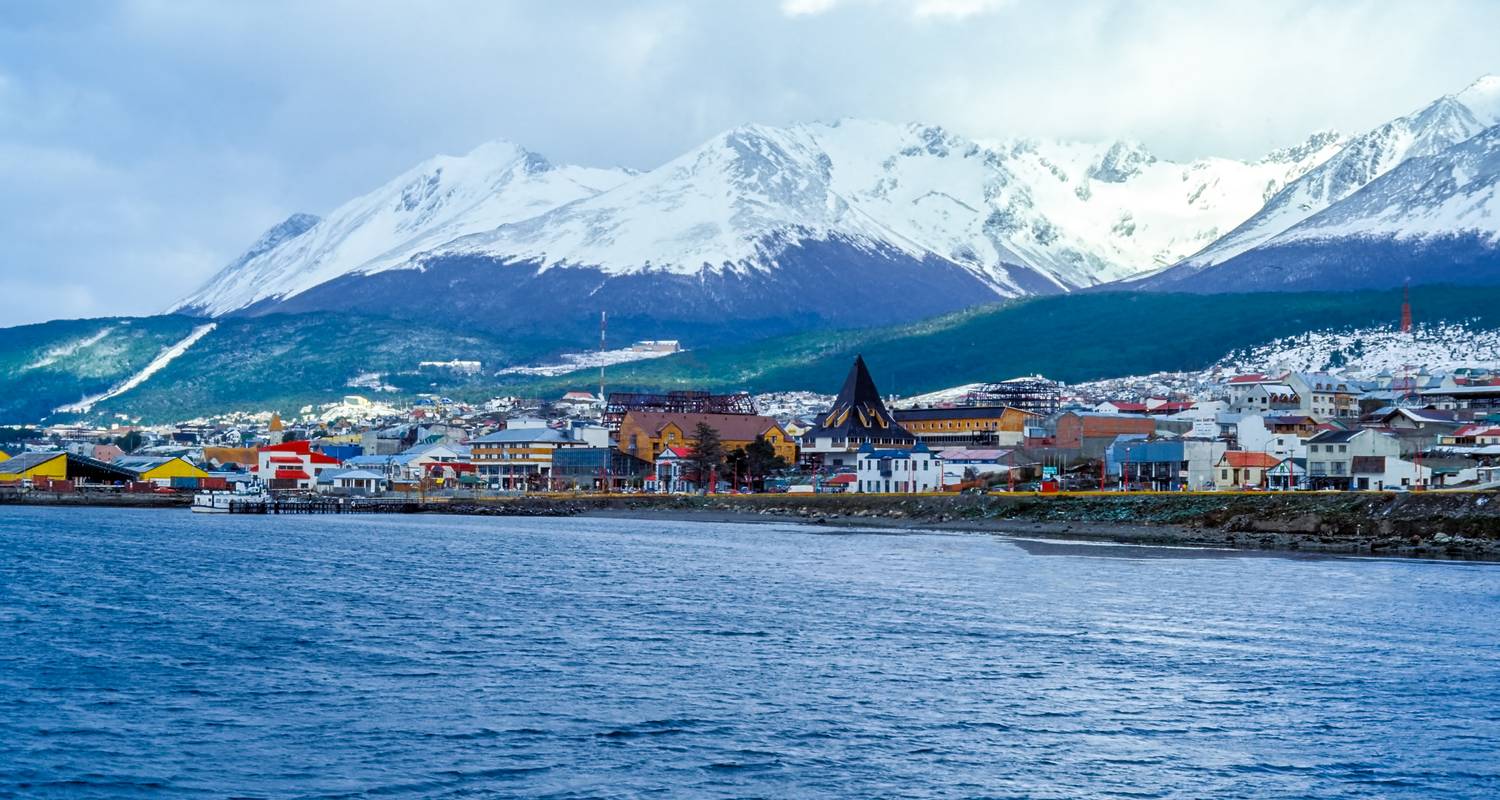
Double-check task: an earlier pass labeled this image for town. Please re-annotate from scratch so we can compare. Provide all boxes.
[3,343,1500,503]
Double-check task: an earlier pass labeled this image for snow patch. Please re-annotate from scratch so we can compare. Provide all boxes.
[24,327,113,370]
[55,323,217,413]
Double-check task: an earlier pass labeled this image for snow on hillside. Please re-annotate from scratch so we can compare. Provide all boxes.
[435,120,1344,293]
[23,327,113,371]
[56,323,218,413]
[1146,75,1500,278]
[1270,123,1500,244]
[496,345,682,377]
[1215,323,1500,377]
[173,141,631,315]
[178,118,1351,316]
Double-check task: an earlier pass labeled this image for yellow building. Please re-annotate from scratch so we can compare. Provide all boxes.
[0,450,10,465]
[0,452,137,484]
[618,411,797,464]
[114,456,209,485]
[892,406,1034,447]
[0,452,67,481]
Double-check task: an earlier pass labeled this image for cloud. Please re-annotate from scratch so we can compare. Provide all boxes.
[1,0,1497,326]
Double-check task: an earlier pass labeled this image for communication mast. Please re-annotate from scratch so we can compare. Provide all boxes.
[1400,282,1412,334]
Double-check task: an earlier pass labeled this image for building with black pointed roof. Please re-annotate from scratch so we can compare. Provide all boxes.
[802,355,916,469]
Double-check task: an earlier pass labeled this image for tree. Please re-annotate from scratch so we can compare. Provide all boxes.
[686,422,725,493]
[115,430,145,453]
[741,436,789,491]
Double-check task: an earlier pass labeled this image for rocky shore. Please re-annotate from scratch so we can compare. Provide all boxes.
[435,492,1500,561]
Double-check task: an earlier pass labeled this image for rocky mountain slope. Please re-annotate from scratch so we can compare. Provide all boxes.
[171,120,1343,341]
[1134,75,1500,291]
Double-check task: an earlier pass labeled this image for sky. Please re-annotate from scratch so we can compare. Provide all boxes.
[2,0,1498,326]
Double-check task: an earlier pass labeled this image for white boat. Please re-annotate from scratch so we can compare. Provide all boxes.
[191,490,269,513]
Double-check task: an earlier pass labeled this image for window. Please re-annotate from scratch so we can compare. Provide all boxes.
[1338,445,1347,453]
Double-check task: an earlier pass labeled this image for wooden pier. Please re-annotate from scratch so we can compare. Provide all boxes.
[226,498,422,514]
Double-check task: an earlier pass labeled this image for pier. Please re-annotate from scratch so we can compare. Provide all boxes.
[226,498,422,514]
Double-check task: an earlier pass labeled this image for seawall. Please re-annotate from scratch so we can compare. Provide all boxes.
[435,492,1500,560]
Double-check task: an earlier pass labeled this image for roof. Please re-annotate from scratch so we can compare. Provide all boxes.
[806,356,915,444]
[857,442,934,458]
[112,455,177,470]
[1307,429,1364,444]
[332,469,386,481]
[1218,451,1281,469]
[1351,455,1388,474]
[825,473,857,485]
[656,445,692,460]
[1228,373,1270,384]
[937,448,1014,461]
[472,427,575,445]
[272,469,310,480]
[892,405,1027,422]
[624,411,785,442]
[0,451,65,474]
[260,440,313,454]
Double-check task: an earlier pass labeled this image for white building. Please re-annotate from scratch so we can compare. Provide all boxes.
[855,442,943,494]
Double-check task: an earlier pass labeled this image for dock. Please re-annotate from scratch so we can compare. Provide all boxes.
[225,498,422,514]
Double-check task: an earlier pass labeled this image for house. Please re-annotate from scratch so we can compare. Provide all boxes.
[390,442,471,482]
[1443,424,1500,447]
[1350,456,1431,491]
[617,411,795,465]
[1266,457,1309,491]
[112,455,209,487]
[1226,374,1300,415]
[1213,451,1281,490]
[318,469,389,496]
[854,442,943,493]
[1361,407,1467,455]
[1304,429,1401,490]
[936,448,1015,486]
[256,440,342,491]
[1052,412,1156,458]
[470,427,582,490]
[1107,437,1227,491]
[1285,372,1359,419]
[650,445,696,493]
[801,356,916,469]
[892,406,1033,447]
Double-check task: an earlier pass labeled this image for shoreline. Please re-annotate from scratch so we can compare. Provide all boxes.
[574,506,1500,561]
[5,490,1497,561]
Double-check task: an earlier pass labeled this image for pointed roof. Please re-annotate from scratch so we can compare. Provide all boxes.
[809,356,915,444]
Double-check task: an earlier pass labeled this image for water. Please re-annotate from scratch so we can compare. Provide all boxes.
[1,507,1497,799]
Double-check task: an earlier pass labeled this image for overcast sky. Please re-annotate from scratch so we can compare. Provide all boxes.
[3,0,1498,326]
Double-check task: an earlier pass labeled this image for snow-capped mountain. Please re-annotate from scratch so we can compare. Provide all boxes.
[1127,123,1500,292]
[1134,75,1500,289]
[173,141,631,315]
[176,120,1341,337]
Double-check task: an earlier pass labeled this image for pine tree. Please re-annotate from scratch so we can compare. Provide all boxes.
[686,423,725,493]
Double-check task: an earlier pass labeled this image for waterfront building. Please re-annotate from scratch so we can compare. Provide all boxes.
[256,440,342,491]
[112,455,209,487]
[1107,437,1228,491]
[1304,429,1401,490]
[935,447,1015,486]
[551,447,651,491]
[854,442,942,494]
[892,406,1033,447]
[1212,451,1281,490]
[617,411,795,465]
[1051,411,1156,458]
[0,451,137,486]
[802,356,916,469]
[470,427,581,490]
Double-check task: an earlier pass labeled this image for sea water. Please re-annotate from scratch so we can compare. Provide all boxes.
[1,506,1496,798]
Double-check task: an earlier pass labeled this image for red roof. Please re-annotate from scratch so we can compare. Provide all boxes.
[309,452,340,465]
[273,469,310,480]
[268,455,302,463]
[826,473,857,485]
[1228,374,1269,384]
[658,445,692,460]
[1109,402,1148,412]
[1219,451,1281,469]
[260,440,312,454]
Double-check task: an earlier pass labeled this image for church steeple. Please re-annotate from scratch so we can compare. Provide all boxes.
[811,355,915,445]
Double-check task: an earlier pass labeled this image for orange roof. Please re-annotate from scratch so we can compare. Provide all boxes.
[1219,451,1281,468]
